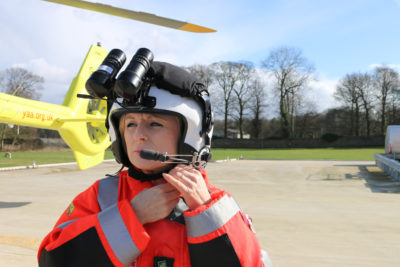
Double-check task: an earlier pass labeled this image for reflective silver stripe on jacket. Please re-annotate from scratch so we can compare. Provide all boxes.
[97,176,119,211]
[185,195,241,238]
[98,204,141,266]
[57,219,78,229]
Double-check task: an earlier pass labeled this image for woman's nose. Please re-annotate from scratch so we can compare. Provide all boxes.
[133,122,148,141]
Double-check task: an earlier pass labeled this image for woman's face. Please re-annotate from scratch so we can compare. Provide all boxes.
[121,113,180,174]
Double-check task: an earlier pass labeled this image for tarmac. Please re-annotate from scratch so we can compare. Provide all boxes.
[0,159,400,266]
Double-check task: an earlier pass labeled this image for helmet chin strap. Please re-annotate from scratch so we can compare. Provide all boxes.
[127,163,175,182]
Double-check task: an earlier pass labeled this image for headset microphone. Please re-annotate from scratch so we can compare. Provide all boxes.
[139,149,207,170]
[140,149,170,162]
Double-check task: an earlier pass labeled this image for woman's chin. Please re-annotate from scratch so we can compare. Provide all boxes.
[131,157,167,174]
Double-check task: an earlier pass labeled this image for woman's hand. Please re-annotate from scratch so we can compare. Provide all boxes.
[130,183,180,224]
[163,164,211,210]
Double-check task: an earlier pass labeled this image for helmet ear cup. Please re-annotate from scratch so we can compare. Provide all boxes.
[191,146,211,170]
[108,109,132,166]
[111,141,123,164]
[112,135,131,166]
[198,146,212,162]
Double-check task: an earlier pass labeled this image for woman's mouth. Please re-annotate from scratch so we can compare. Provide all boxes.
[134,149,143,154]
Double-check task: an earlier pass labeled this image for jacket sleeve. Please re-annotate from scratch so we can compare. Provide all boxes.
[37,179,150,267]
[184,186,264,267]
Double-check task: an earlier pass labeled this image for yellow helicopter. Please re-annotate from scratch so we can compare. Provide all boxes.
[0,0,215,170]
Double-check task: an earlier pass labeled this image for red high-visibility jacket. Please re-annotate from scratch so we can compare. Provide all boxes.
[38,170,264,267]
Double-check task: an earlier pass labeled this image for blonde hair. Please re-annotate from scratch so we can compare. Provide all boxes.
[119,114,127,137]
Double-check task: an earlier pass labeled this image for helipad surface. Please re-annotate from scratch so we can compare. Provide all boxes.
[0,160,399,266]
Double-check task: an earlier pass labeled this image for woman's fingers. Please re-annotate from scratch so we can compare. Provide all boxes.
[130,183,181,224]
[165,188,181,201]
[162,172,188,192]
[155,182,179,192]
[163,165,211,210]
[170,165,200,182]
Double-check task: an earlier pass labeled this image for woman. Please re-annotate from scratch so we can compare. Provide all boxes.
[38,60,266,266]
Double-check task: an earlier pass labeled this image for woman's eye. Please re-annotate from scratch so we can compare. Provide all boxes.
[150,122,163,127]
[127,122,137,127]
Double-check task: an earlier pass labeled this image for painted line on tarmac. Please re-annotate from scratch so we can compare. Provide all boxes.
[0,159,116,172]
[0,234,40,251]
[212,158,238,163]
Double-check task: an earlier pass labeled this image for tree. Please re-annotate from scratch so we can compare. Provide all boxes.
[294,111,322,138]
[248,74,267,139]
[354,73,374,136]
[210,61,248,138]
[0,67,44,99]
[230,62,254,139]
[334,73,362,136]
[387,91,400,125]
[373,66,400,134]
[0,67,44,150]
[261,46,314,138]
[335,72,374,136]
[185,64,214,89]
[322,108,350,136]
[293,97,319,138]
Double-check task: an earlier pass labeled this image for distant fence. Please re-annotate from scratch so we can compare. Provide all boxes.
[0,136,385,152]
[1,138,68,151]
[40,138,69,148]
[212,136,384,149]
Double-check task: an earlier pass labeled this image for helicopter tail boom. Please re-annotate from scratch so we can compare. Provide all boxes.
[0,45,110,169]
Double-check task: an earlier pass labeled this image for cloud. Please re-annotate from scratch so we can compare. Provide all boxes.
[368,63,400,72]
[253,68,340,115]
[3,0,399,106]
[308,78,340,112]
[12,58,71,84]
[11,58,73,104]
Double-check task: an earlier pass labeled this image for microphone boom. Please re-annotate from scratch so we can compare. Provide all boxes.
[139,149,206,170]
[140,149,169,162]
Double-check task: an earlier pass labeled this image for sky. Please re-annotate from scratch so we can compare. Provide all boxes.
[1,0,400,116]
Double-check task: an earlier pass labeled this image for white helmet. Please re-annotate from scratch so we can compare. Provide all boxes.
[107,61,213,169]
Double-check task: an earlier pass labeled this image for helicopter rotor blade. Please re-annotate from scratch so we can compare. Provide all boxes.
[42,0,216,33]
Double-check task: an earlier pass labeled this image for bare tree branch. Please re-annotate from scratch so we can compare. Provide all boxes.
[0,67,44,100]
[262,46,314,138]
[373,66,400,134]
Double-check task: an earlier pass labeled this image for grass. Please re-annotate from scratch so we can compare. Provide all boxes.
[0,148,384,168]
[211,148,384,161]
[0,150,115,168]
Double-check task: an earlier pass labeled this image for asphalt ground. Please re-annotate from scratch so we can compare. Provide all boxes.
[0,159,399,266]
